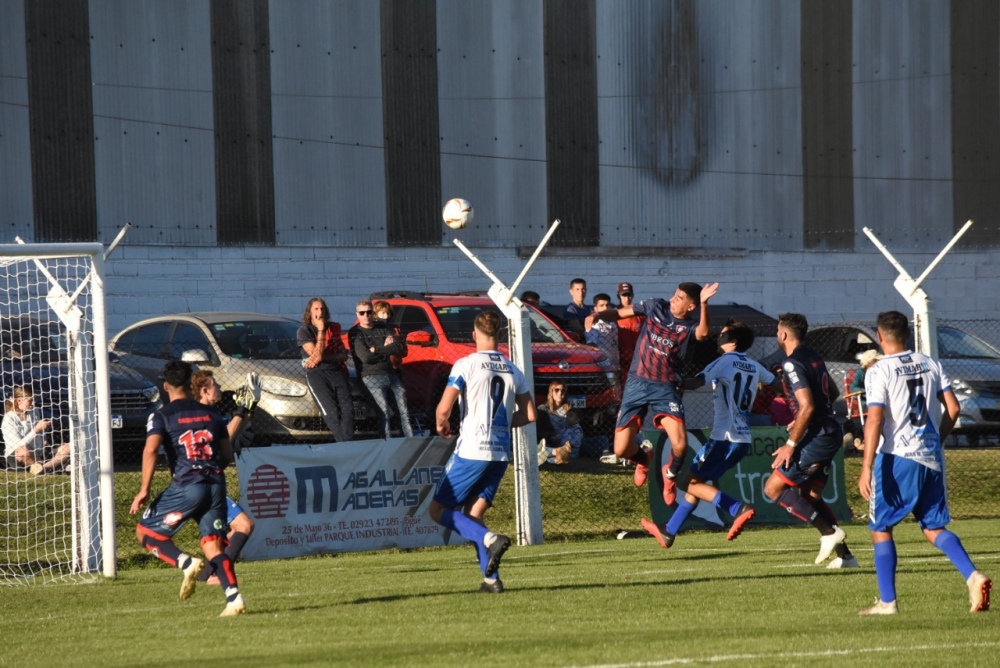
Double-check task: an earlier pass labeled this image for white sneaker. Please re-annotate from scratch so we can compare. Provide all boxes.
[858,599,897,616]
[537,438,548,467]
[827,555,860,569]
[220,594,246,617]
[815,527,846,564]
[179,557,204,600]
[967,570,992,613]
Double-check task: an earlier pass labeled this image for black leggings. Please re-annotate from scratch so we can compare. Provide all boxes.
[305,366,354,442]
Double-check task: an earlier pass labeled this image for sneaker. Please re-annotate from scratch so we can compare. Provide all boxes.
[815,527,846,565]
[478,578,504,594]
[967,571,992,612]
[633,446,651,487]
[858,599,897,616]
[554,444,572,465]
[220,594,246,617]
[661,471,677,506]
[640,518,674,549]
[727,503,755,541]
[537,439,548,467]
[484,534,511,578]
[827,555,860,569]
[29,463,44,476]
[179,557,204,600]
[599,451,620,465]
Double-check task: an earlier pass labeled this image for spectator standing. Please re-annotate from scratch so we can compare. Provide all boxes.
[584,293,619,368]
[519,290,541,306]
[2,386,69,474]
[858,310,991,615]
[297,298,354,442]
[350,299,414,438]
[562,278,593,339]
[615,282,644,390]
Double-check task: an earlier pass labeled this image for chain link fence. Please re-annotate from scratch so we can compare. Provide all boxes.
[104,303,1000,540]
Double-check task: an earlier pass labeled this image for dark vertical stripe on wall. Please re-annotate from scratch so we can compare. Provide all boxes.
[210,0,275,245]
[800,1,853,250]
[544,0,599,247]
[24,0,97,242]
[950,1,1000,247]
[381,0,440,246]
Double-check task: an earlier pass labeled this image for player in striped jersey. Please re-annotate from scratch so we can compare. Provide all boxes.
[429,311,536,593]
[593,281,718,507]
[641,320,780,547]
[858,311,991,615]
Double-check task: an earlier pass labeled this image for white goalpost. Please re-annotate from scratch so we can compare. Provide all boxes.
[0,243,116,583]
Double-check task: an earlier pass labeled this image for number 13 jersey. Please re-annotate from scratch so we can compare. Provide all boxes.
[699,352,774,443]
[865,351,951,470]
[147,398,230,484]
[447,351,530,462]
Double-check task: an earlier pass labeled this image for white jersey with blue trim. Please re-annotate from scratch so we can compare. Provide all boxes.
[864,350,951,471]
[447,351,530,462]
[699,351,774,443]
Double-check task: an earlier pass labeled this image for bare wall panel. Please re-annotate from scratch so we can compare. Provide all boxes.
[0,0,33,240]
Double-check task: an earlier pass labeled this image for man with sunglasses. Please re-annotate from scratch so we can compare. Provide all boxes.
[348,299,411,438]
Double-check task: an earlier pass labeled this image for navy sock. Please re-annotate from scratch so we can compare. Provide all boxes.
[776,489,819,525]
[226,531,250,562]
[140,533,185,567]
[873,540,897,603]
[711,490,744,518]
[210,554,240,602]
[630,447,649,466]
[666,450,686,477]
[665,497,697,536]
[935,530,976,580]
[438,509,489,547]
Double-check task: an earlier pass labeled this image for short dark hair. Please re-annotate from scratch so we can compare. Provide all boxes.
[570,278,587,288]
[592,293,611,305]
[475,310,502,338]
[720,319,755,352]
[876,310,909,343]
[677,282,702,304]
[778,313,808,341]
[161,360,193,390]
[520,290,540,305]
[302,298,329,326]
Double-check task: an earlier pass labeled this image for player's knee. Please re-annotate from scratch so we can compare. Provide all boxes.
[231,513,254,534]
[763,477,782,501]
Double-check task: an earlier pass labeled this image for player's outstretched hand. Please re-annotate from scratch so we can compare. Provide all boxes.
[771,443,794,470]
[234,372,262,412]
[701,282,719,303]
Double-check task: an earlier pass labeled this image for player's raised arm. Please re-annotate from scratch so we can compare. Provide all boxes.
[695,282,719,340]
[594,305,631,323]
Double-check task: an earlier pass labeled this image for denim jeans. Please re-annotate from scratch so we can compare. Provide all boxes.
[362,373,414,438]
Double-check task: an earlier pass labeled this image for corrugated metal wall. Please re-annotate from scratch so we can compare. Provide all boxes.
[2,0,999,250]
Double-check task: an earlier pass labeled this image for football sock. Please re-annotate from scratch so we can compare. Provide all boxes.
[140,534,184,567]
[711,490,744,518]
[835,541,853,559]
[226,531,250,562]
[630,447,649,466]
[665,451,686,478]
[934,530,976,580]
[806,500,852,554]
[776,489,819,524]
[473,541,489,576]
[873,540,897,603]
[665,497,697,536]
[209,554,240,602]
[438,509,489,547]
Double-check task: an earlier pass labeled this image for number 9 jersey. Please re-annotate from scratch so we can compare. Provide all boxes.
[446,351,531,462]
[864,351,950,469]
[147,398,230,483]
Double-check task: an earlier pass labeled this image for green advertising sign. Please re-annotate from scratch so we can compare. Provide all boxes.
[647,427,851,530]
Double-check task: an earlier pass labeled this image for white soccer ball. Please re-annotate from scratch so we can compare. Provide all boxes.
[442,198,474,230]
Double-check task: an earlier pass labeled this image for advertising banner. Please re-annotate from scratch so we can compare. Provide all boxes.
[236,437,465,561]
[647,427,851,528]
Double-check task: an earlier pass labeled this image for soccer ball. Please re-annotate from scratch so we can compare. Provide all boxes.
[442,198,474,230]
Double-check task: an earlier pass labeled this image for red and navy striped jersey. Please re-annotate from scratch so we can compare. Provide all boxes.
[627,298,698,384]
[147,398,229,484]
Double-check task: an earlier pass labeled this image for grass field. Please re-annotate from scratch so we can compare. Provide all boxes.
[3,516,998,667]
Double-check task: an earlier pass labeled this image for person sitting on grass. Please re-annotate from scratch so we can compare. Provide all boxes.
[2,385,69,475]
[536,381,581,466]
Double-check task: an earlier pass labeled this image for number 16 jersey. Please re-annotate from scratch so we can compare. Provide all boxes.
[699,352,774,443]
[147,398,230,484]
[864,351,950,470]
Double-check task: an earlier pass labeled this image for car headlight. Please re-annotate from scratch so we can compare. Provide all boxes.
[260,376,307,397]
[141,386,160,404]
[950,378,975,397]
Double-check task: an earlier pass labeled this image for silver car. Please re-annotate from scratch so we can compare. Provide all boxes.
[108,312,371,444]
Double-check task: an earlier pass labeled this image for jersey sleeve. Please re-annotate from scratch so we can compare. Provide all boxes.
[864,362,887,408]
[445,358,469,392]
[631,298,655,317]
[698,356,724,383]
[757,363,775,386]
[512,364,531,395]
[147,410,167,438]
[781,358,811,395]
[935,359,952,395]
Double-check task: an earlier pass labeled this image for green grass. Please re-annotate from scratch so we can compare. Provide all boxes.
[2,519,998,667]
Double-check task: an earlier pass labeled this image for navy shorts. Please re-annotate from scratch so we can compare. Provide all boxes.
[869,453,951,532]
[690,439,750,482]
[615,376,685,431]
[138,479,229,541]
[772,429,842,490]
[433,453,508,509]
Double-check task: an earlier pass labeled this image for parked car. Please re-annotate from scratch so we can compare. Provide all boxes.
[364,292,621,433]
[762,322,1000,444]
[1,316,161,459]
[108,312,375,445]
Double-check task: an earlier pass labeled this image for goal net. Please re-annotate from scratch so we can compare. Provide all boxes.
[0,243,115,583]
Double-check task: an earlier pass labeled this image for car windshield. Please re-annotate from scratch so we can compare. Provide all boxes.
[2,322,67,362]
[937,327,1000,360]
[209,320,302,359]
[433,306,569,344]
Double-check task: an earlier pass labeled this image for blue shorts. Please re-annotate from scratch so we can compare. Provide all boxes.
[869,453,951,532]
[772,429,842,490]
[690,439,750,482]
[433,453,508,509]
[138,479,229,541]
[226,497,244,524]
[616,376,685,431]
